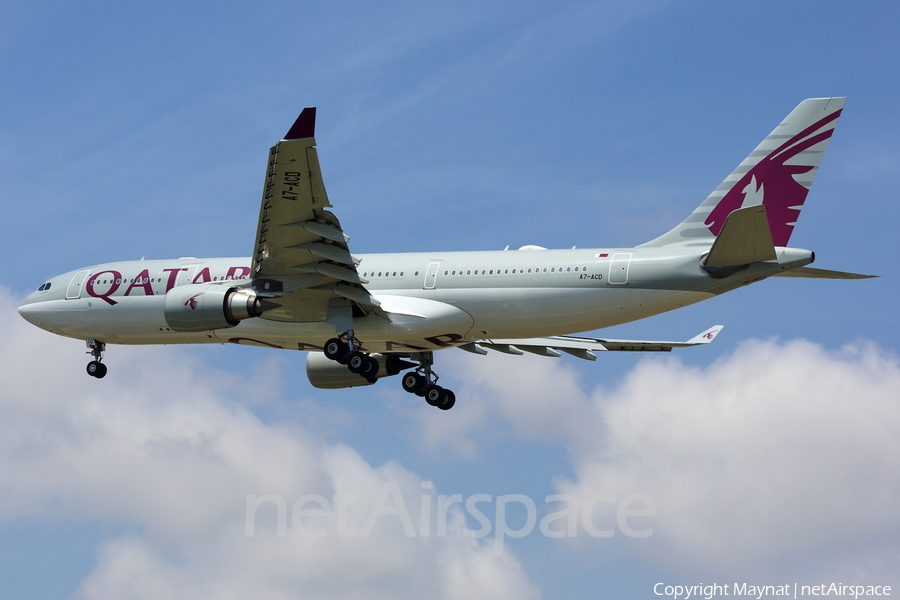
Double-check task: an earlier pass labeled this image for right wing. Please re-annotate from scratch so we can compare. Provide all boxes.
[460,326,724,361]
[249,108,380,323]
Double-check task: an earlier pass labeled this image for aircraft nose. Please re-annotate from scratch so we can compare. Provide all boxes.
[17,300,43,326]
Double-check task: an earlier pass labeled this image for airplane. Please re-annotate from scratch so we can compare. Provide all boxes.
[18,97,875,410]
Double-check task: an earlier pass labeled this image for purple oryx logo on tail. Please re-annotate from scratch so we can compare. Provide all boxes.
[705,109,842,247]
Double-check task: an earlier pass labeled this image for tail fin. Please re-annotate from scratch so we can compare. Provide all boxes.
[640,97,846,248]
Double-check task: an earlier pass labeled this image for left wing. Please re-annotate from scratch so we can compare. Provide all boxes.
[249,108,380,323]
[460,326,724,361]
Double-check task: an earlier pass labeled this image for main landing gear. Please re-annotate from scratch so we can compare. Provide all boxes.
[323,331,379,381]
[85,338,107,379]
[400,352,455,411]
[403,352,456,410]
[322,333,456,410]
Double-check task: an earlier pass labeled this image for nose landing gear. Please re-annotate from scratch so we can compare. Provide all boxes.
[85,339,107,379]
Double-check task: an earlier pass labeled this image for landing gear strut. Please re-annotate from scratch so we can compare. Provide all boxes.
[85,338,107,379]
[400,352,455,410]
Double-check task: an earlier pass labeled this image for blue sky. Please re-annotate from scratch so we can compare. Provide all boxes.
[2,1,899,598]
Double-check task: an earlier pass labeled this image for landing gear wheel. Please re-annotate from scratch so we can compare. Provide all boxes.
[402,372,426,394]
[85,339,107,379]
[437,389,456,410]
[324,338,348,364]
[347,351,368,374]
[360,355,380,379]
[399,351,457,410]
[425,385,444,406]
[86,361,107,379]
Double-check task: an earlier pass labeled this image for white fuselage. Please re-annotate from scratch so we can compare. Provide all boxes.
[17,246,814,353]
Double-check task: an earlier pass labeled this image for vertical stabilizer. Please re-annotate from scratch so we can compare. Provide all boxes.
[640,97,846,248]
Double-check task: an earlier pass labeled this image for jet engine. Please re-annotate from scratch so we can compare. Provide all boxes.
[163,283,279,332]
[306,352,415,389]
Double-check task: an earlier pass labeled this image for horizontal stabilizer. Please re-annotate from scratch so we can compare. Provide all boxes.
[704,205,777,268]
[771,267,878,279]
[472,325,724,359]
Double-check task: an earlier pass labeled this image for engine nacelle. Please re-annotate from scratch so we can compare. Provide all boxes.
[163,283,278,332]
[306,352,414,389]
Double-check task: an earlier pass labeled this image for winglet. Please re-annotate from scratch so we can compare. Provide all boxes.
[686,325,724,345]
[284,107,316,140]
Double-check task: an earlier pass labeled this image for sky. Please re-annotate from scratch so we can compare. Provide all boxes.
[2,0,899,598]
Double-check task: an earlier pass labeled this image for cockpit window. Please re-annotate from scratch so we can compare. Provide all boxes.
[38,282,52,291]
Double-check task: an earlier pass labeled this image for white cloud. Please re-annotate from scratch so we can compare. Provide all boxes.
[0,288,539,600]
[444,339,900,582]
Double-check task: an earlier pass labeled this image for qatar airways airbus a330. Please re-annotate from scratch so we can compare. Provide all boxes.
[18,98,874,410]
